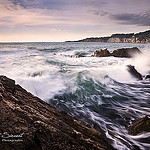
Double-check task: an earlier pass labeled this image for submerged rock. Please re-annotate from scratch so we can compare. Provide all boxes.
[128,116,150,135]
[93,47,141,58]
[0,76,114,150]
[75,54,85,58]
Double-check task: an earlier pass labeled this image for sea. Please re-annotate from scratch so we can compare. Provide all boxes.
[0,42,150,150]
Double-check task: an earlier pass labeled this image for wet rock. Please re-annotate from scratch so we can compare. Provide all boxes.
[127,65,143,80]
[0,75,114,150]
[93,47,141,58]
[75,54,85,58]
[94,49,110,57]
[128,116,150,135]
[112,47,141,58]
[145,74,150,80]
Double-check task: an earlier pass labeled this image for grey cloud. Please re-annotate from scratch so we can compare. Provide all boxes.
[7,0,68,9]
[89,9,109,16]
[111,11,150,26]
[86,0,109,7]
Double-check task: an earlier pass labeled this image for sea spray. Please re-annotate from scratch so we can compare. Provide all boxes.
[131,48,150,75]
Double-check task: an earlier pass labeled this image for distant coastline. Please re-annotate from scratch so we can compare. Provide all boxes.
[66,30,150,43]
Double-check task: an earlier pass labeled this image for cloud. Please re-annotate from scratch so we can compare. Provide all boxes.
[111,11,150,26]
[0,0,106,28]
[0,0,73,27]
[0,0,150,42]
[0,4,57,27]
[85,0,109,7]
[10,0,83,10]
[89,9,109,16]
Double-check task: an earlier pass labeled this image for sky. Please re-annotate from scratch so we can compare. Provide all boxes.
[0,0,150,42]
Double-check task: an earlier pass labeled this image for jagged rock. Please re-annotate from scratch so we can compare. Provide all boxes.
[112,47,141,58]
[0,76,114,150]
[93,47,141,58]
[94,49,110,57]
[127,65,143,80]
[128,116,150,135]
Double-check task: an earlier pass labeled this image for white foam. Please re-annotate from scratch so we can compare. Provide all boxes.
[16,75,66,101]
[131,48,150,75]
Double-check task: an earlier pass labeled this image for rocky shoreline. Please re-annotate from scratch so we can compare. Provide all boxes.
[0,76,114,150]
[0,75,150,150]
[67,30,150,43]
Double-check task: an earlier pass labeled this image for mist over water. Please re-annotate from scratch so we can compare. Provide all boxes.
[0,42,150,150]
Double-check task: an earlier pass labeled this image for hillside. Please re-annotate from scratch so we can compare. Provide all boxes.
[68,30,150,43]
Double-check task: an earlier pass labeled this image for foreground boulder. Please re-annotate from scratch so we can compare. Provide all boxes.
[128,116,150,135]
[0,76,113,150]
[93,47,141,58]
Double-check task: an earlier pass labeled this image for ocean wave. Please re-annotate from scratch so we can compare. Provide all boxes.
[0,42,150,150]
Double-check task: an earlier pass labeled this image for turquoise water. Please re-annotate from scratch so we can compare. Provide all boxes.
[0,42,150,150]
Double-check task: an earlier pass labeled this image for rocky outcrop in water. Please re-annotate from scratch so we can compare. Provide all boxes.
[112,47,141,57]
[93,49,110,57]
[93,47,141,58]
[127,65,150,81]
[129,116,150,135]
[127,65,143,80]
[0,76,113,150]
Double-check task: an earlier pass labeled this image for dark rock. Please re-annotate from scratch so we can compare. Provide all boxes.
[112,47,141,58]
[145,75,150,80]
[76,54,85,58]
[0,76,15,94]
[93,47,141,58]
[0,75,114,150]
[94,49,110,57]
[127,65,143,80]
[128,116,150,135]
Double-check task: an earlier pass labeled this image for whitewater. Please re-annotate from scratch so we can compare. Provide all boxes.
[0,42,150,150]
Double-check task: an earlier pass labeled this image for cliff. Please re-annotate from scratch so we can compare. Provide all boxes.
[68,30,150,43]
[0,76,114,150]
